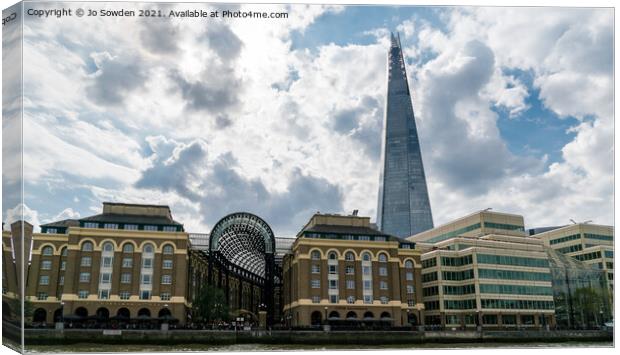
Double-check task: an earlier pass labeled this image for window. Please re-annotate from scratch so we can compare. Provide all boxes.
[121,273,131,284]
[163,226,177,232]
[328,252,338,260]
[311,279,320,288]
[144,225,158,231]
[375,236,386,242]
[119,291,131,300]
[47,228,58,234]
[163,245,174,254]
[406,285,414,294]
[405,260,414,269]
[345,266,354,275]
[142,258,153,269]
[122,243,134,253]
[345,252,355,261]
[39,275,49,285]
[422,258,437,269]
[346,280,355,289]
[143,244,154,253]
[311,264,320,274]
[312,296,320,304]
[81,256,92,267]
[60,261,66,270]
[104,223,118,229]
[328,265,337,274]
[59,276,64,286]
[99,289,110,299]
[378,253,388,262]
[122,258,133,268]
[406,272,414,281]
[100,273,111,284]
[37,292,48,300]
[362,252,371,262]
[408,299,415,307]
[81,242,93,251]
[363,266,371,275]
[161,275,172,284]
[330,295,339,303]
[363,280,372,290]
[328,280,338,289]
[142,274,152,285]
[83,222,98,228]
[140,290,151,300]
[41,260,52,270]
[380,296,389,304]
[359,235,370,241]
[61,248,68,257]
[163,260,173,269]
[347,296,355,304]
[102,256,113,268]
[79,272,90,282]
[363,295,372,304]
[78,290,89,299]
[379,267,388,276]
[380,281,388,290]
[161,292,171,301]
[311,250,321,260]
[102,243,114,252]
[42,246,53,256]
[124,224,139,230]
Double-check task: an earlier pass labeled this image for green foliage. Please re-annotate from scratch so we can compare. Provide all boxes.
[193,285,229,322]
[8,297,35,318]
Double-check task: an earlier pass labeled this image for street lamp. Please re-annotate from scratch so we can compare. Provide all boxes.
[60,301,65,325]
[324,306,328,324]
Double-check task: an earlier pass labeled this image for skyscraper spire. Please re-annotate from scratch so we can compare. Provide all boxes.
[376,32,434,238]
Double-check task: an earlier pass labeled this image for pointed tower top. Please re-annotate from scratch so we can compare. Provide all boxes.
[390,32,399,48]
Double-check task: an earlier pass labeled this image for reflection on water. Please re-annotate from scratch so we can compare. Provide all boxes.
[21,341,613,353]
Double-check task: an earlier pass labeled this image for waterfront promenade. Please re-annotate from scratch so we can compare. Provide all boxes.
[2,322,612,348]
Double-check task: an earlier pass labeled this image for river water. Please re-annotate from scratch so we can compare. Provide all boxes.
[20,341,613,353]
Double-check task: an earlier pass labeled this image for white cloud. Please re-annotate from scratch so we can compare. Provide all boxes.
[10,4,613,237]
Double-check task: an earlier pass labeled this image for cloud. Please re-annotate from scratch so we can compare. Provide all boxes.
[140,18,180,54]
[135,137,209,201]
[133,137,344,234]
[203,23,243,60]
[86,52,148,106]
[3,204,41,232]
[170,69,240,113]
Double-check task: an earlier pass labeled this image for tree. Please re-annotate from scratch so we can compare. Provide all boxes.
[8,297,34,319]
[193,285,229,323]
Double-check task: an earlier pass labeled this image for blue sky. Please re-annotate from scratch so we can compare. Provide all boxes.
[2,3,614,236]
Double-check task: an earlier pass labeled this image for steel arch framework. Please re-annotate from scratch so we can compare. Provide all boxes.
[208,212,276,325]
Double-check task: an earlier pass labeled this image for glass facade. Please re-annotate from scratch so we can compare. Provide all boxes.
[546,248,612,329]
[377,33,433,238]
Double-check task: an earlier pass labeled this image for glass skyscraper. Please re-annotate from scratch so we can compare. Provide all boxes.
[377,33,434,238]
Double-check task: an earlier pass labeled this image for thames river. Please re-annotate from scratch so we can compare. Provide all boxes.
[19,341,613,353]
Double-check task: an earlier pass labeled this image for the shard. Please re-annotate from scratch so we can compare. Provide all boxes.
[376,33,434,238]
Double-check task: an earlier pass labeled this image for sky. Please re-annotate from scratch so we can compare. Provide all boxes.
[2,2,614,236]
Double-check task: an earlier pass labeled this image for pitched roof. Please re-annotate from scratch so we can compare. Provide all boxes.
[79,213,182,226]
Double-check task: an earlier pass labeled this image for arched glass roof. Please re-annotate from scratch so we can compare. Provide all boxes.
[209,212,275,278]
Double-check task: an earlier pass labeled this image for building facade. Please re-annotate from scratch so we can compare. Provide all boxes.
[531,223,614,299]
[417,235,556,329]
[376,32,433,238]
[282,213,424,328]
[2,203,189,327]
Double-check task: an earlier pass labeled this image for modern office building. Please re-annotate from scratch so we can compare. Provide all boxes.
[531,224,614,301]
[2,202,189,327]
[282,213,424,328]
[409,210,614,329]
[546,248,611,329]
[376,32,434,238]
[415,234,556,329]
